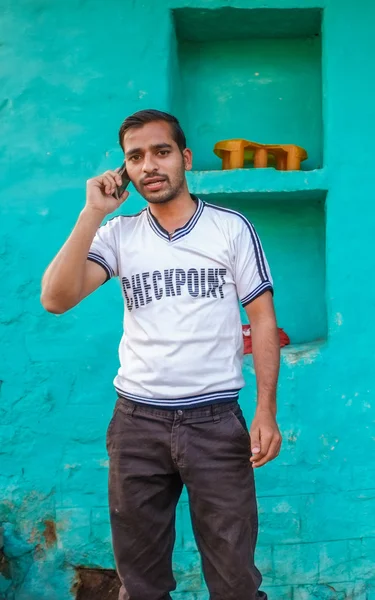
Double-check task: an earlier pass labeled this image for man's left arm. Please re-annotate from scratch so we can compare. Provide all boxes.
[245,291,282,468]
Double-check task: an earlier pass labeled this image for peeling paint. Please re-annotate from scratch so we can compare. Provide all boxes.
[42,520,57,548]
[335,312,343,326]
[283,345,320,366]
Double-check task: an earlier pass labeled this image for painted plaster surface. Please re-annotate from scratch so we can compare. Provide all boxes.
[1,0,375,598]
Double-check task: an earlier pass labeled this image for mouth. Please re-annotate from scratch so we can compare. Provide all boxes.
[143,177,167,192]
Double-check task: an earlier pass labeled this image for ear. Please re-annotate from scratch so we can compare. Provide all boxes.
[183,148,193,172]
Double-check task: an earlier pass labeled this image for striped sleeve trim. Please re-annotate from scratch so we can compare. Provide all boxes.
[87,252,114,282]
[246,221,270,283]
[241,282,274,307]
[204,202,271,283]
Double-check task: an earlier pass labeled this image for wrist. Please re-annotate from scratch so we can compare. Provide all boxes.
[256,397,277,416]
[81,205,107,224]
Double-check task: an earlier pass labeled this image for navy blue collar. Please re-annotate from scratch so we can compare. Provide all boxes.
[147,195,204,242]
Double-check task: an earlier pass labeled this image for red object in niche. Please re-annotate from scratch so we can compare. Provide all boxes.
[242,325,290,354]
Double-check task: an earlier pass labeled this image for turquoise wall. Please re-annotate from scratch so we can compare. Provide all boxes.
[1,0,375,599]
[176,36,322,171]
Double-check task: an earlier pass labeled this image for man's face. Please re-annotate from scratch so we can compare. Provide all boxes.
[123,121,192,204]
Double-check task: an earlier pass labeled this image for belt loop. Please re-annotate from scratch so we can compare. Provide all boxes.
[120,398,136,416]
[211,405,220,423]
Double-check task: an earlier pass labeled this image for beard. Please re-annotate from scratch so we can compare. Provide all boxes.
[135,163,186,205]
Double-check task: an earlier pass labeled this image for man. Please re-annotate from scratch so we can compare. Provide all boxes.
[41,109,281,600]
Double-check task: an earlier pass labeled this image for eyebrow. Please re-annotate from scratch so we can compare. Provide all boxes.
[126,143,173,157]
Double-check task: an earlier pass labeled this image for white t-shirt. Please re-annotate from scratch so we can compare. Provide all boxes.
[88,196,273,409]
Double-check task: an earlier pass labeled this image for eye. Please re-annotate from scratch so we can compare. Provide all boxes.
[129,154,141,162]
[158,150,169,156]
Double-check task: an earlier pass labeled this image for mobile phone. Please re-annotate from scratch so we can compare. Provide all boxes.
[113,162,130,200]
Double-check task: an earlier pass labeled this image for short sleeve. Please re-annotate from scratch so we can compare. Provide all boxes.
[234,218,273,307]
[87,218,119,282]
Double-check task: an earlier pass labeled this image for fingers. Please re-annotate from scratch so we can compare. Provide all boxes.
[251,433,282,469]
[250,428,271,464]
[99,170,123,196]
[108,170,123,186]
[253,437,281,468]
[250,426,261,457]
[102,176,115,196]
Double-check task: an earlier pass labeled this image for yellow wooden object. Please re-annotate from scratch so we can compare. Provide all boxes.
[214,138,308,171]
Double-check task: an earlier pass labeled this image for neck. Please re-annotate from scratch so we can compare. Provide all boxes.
[148,186,196,234]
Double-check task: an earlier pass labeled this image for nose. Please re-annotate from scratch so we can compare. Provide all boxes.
[142,152,159,174]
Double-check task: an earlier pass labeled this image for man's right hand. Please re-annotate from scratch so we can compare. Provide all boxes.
[86,170,129,217]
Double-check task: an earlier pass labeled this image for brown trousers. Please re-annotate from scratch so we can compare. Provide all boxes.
[107,397,267,600]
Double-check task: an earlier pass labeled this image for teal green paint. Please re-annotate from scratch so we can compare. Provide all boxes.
[1,1,375,599]
[173,7,323,40]
[238,197,326,344]
[187,170,327,344]
[174,36,322,170]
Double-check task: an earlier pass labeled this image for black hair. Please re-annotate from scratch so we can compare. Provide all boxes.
[118,109,187,153]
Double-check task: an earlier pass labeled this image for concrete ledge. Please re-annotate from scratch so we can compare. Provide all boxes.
[187,169,328,203]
